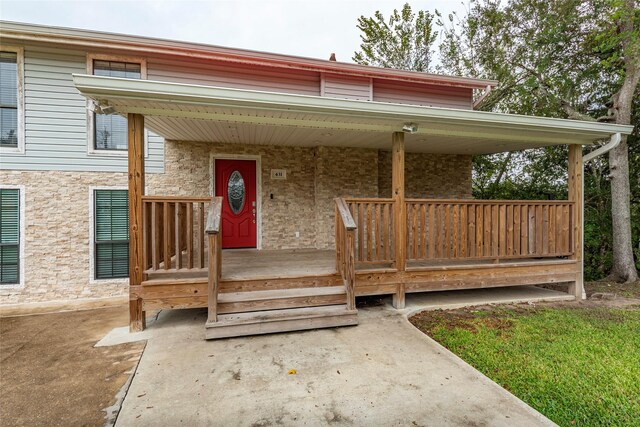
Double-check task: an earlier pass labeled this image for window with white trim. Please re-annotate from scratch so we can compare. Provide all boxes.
[94,189,129,279]
[0,189,20,284]
[92,60,141,151]
[0,51,19,148]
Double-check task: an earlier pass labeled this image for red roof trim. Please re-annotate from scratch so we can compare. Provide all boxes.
[0,20,497,90]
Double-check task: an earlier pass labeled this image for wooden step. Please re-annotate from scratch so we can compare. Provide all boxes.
[205,305,358,339]
[217,286,347,314]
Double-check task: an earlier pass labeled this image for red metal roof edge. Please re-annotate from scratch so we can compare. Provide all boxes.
[0,20,498,90]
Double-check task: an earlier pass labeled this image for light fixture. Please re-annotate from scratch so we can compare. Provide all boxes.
[99,105,116,115]
[402,123,418,133]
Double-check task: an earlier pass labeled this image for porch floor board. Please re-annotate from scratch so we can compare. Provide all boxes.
[147,249,337,282]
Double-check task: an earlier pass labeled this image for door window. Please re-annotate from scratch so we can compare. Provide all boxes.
[227,170,245,215]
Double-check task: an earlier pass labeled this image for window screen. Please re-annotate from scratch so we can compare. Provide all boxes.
[0,52,18,148]
[93,60,141,150]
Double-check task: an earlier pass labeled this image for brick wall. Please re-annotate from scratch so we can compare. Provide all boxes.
[314,146,379,248]
[378,151,473,199]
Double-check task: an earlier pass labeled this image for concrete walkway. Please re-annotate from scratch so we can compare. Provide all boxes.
[111,287,563,426]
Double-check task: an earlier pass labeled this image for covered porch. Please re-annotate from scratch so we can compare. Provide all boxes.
[73,74,631,338]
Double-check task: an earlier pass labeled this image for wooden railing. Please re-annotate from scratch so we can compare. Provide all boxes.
[142,196,212,274]
[334,198,356,310]
[344,198,396,266]
[206,197,223,324]
[405,199,574,261]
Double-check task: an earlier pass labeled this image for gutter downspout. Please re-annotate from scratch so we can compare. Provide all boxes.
[579,132,622,299]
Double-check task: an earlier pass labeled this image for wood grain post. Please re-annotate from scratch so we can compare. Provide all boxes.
[568,144,584,299]
[345,229,356,310]
[207,233,219,323]
[392,131,406,309]
[128,113,146,332]
[205,197,223,325]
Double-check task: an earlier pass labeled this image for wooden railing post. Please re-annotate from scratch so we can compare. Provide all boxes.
[568,144,584,298]
[335,198,357,310]
[128,113,146,332]
[205,197,223,325]
[344,229,356,310]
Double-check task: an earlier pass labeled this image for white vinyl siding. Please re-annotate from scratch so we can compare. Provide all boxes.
[0,43,164,172]
[322,73,371,101]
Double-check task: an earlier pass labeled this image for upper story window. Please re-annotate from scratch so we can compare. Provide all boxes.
[0,48,24,153]
[92,60,141,151]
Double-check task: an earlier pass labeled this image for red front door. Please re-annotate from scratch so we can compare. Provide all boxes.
[215,159,257,249]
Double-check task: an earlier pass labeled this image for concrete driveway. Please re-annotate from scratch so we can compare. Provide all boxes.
[110,289,560,426]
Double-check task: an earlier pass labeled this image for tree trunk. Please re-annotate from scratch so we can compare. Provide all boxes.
[609,136,638,282]
[609,0,639,283]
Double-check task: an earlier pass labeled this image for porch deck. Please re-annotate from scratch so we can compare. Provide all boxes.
[147,249,336,281]
[134,194,580,338]
[147,247,573,282]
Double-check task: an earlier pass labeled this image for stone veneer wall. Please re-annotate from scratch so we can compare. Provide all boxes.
[314,146,379,249]
[0,170,130,304]
[377,151,473,199]
[1,142,471,304]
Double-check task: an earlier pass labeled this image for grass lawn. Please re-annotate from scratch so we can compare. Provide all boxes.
[410,302,640,426]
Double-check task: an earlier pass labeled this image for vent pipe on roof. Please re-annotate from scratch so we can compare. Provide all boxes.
[329,53,336,61]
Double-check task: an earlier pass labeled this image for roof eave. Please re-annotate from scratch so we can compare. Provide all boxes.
[72,74,634,140]
[1,20,497,90]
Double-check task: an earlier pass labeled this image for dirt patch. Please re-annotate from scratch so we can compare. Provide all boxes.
[542,280,640,300]
[410,283,640,337]
[410,307,515,336]
[0,305,144,427]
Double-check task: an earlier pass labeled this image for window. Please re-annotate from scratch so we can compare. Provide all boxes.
[0,51,18,148]
[0,189,20,285]
[94,190,129,279]
[92,60,141,151]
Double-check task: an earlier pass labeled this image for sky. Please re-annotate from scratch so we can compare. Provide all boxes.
[0,0,465,64]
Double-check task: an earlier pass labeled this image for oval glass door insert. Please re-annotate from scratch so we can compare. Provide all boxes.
[227,170,245,214]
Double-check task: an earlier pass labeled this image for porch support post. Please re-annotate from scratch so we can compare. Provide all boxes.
[128,113,146,332]
[568,144,584,299]
[392,131,406,309]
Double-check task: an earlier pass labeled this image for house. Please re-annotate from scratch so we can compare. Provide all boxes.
[0,21,632,339]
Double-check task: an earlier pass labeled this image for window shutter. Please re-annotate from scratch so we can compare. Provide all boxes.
[95,190,129,241]
[95,190,129,279]
[0,189,20,284]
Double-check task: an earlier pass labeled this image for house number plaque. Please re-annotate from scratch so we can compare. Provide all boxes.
[271,169,287,180]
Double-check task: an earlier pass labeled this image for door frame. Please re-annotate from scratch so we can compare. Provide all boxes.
[210,153,262,249]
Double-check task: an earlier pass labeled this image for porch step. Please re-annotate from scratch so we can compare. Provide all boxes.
[217,286,346,314]
[205,305,358,339]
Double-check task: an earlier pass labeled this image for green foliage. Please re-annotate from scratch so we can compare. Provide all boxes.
[436,0,640,280]
[353,3,437,72]
[354,0,639,280]
[412,306,640,426]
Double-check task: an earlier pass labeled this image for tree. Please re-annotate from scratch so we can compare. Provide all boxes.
[438,0,639,282]
[353,3,437,72]
[599,0,640,282]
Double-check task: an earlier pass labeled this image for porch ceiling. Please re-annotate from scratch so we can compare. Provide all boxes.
[72,74,633,155]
